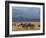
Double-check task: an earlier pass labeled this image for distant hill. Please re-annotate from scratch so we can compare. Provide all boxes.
[12,17,40,22]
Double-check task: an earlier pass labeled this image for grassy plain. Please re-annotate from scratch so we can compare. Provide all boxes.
[12,22,40,31]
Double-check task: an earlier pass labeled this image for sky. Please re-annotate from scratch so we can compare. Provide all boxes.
[12,6,40,20]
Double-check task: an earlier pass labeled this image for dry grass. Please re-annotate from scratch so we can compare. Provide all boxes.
[12,22,40,31]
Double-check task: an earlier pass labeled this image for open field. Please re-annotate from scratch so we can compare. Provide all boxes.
[12,22,40,31]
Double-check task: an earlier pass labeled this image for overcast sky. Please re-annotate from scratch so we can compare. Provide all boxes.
[12,6,40,19]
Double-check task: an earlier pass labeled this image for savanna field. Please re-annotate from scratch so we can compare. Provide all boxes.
[12,22,40,31]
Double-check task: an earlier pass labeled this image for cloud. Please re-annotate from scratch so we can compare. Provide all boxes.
[12,7,40,19]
